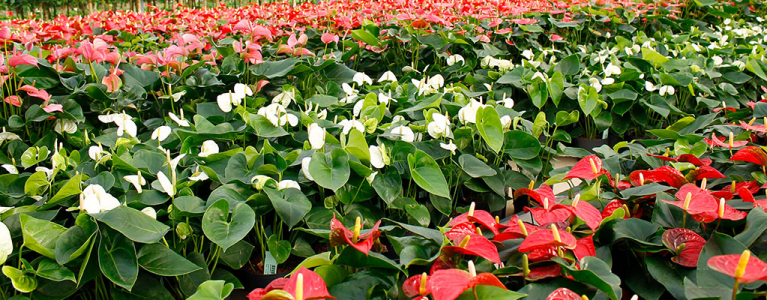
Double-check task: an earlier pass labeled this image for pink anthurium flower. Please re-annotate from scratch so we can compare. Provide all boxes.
[8,54,38,68]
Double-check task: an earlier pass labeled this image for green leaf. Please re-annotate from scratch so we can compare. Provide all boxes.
[55,221,97,264]
[202,200,256,251]
[476,106,504,153]
[264,186,311,230]
[404,203,430,227]
[555,111,579,126]
[556,257,622,300]
[555,54,581,76]
[98,229,138,291]
[456,285,526,300]
[219,240,254,270]
[267,235,292,264]
[407,150,450,198]
[42,174,85,210]
[735,208,767,247]
[249,58,300,79]
[645,256,689,299]
[620,183,672,198]
[345,129,370,164]
[548,72,565,106]
[95,206,170,244]
[503,131,541,160]
[36,259,76,282]
[458,154,497,178]
[186,280,234,300]
[110,274,175,300]
[20,214,67,259]
[351,29,381,47]
[137,244,202,276]
[597,218,662,249]
[2,266,38,293]
[372,170,403,205]
[528,80,548,108]
[24,171,49,197]
[335,247,402,271]
[307,94,339,107]
[309,148,350,191]
[641,47,669,68]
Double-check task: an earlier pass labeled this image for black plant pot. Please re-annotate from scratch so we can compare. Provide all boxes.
[575,138,608,154]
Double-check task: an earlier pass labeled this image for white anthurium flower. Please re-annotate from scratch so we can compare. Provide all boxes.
[378,92,397,105]
[500,115,512,131]
[307,123,326,150]
[272,90,296,107]
[341,83,359,103]
[458,98,490,124]
[257,104,298,127]
[338,119,365,135]
[427,113,452,139]
[522,49,534,60]
[151,126,172,142]
[352,72,373,86]
[216,91,239,113]
[659,85,675,96]
[79,184,120,214]
[353,100,365,117]
[278,180,301,191]
[497,93,514,109]
[88,143,110,162]
[589,78,603,93]
[366,171,378,184]
[440,140,458,155]
[141,207,157,219]
[2,164,18,174]
[645,81,657,92]
[189,166,209,182]
[601,77,615,85]
[0,222,12,265]
[157,171,175,197]
[169,112,190,127]
[378,71,398,82]
[391,125,415,142]
[446,54,465,66]
[301,157,314,181]
[733,60,746,71]
[0,128,21,143]
[604,63,622,77]
[428,75,445,89]
[0,207,12,214]
[114,112,137,137]
[712,56,723,66]
[199,140,219,157]
[234,83,253,98]
[168,153,186,171]
[392,115,406,123]
[98,112,128,124]
[54,119,77,134]
[124,171,146,193]
[624,47,635,56]
[369,145,386,169]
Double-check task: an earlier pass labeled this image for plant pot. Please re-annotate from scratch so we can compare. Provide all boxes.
[575,138,608,154]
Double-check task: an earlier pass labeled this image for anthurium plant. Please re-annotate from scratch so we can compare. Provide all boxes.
[2,0,767,299]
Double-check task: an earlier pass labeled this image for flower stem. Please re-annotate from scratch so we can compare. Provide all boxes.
[732,280,740,300]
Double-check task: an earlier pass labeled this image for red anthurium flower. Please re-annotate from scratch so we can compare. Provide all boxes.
[526,206,574,226]
[329,215,382,256]
[550,34,564,41]
[666,184,718,219]
[708,250,767,284]
[629,166,687,188]
[403,273,430,300]
[494,215,538,242]
[519,224,577,253]
[705,132,747,149]
[712,180,760,201]
[714,107,737,113]
[448,203,506,235]
[546,287,583,300]
[526,264,562,281]
[573,235,596,262]
[527,247,559,262]
[662,228,705,267]
[649,153,712,166]
[442,233,502,265]
[564,155,611,181]
[685,165,726,182]
[444,222,477,242]
[514,182,556,208]
[247,267,334,300]
[561,194,602,230]
[731,146,767,166]
[738,187,767,209]
[320,33,339,44]
[428,262,507,300]
[601,199,629,219]
[4,96,21,107]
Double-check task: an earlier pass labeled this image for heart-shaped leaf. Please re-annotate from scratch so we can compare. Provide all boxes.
[202,200,256,251]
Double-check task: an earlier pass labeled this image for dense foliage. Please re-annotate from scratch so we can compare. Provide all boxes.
[2,0,767,299]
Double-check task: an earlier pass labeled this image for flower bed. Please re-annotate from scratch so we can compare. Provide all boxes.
[1,0,767,299]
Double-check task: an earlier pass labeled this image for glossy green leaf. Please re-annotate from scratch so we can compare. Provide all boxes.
[503,131,541,160]
[137,244,202,276]
[186,280,234,300]
[407,150,450,198]
[202,200,256,251]
[95,206,170,244]
[20,214,67,259]
[98,230,138,291]
[263,186,311,230]
[309,148,350,191]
